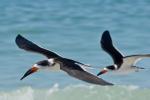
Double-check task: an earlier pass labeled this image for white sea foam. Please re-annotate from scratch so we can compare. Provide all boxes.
[0,87,34,100]
[0,84,149,100]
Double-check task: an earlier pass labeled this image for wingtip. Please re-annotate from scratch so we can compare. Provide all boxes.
[101,30,112,43]
[15,34,27,48]
[15,34,22,47]
[103,30,110,34]
[15,34,33,46]
[16,34,23,40]
[108,82,114,86]
[17,34,21,36]
[104,81,114,86]
[20,75,24,80]
[102,30,110,37]
[20,78,23,80]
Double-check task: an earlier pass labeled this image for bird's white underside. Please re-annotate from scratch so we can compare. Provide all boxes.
[48,59,61,71]
[48,63,61,71]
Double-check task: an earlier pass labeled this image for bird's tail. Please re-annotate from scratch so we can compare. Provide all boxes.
[137,66,145,69]
[136,66,150,71]
[139,54,150,58]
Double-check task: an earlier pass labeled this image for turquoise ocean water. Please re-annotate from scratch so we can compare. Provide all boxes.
[0,0,150,100]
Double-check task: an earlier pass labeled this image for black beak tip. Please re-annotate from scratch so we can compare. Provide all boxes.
[20,71,30,81]
[97,72,102,76]
[20,75,26,80]
[20,77,24,80]
[97,73,100,76]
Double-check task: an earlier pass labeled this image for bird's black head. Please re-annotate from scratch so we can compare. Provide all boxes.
[37,60,49,66]
[106,65,116,70]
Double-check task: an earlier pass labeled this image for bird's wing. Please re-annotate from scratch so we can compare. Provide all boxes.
[15,34,60,58]
[63,58,92,69]
[64,69,113,86]
[123,54,150,66]
[100,30,123,64]
[59,60,113,86]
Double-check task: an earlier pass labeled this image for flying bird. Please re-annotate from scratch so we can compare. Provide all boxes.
[97,30,150,76]
[15,34,113,86]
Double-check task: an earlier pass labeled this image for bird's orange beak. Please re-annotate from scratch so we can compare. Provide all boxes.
[97,69,108,76]
[20,67,39,80]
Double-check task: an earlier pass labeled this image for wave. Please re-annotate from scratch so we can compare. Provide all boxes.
[0,84,150,100]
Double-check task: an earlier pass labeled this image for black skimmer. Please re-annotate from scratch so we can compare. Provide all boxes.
[97,30,150,76]
[15,34,113,86]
